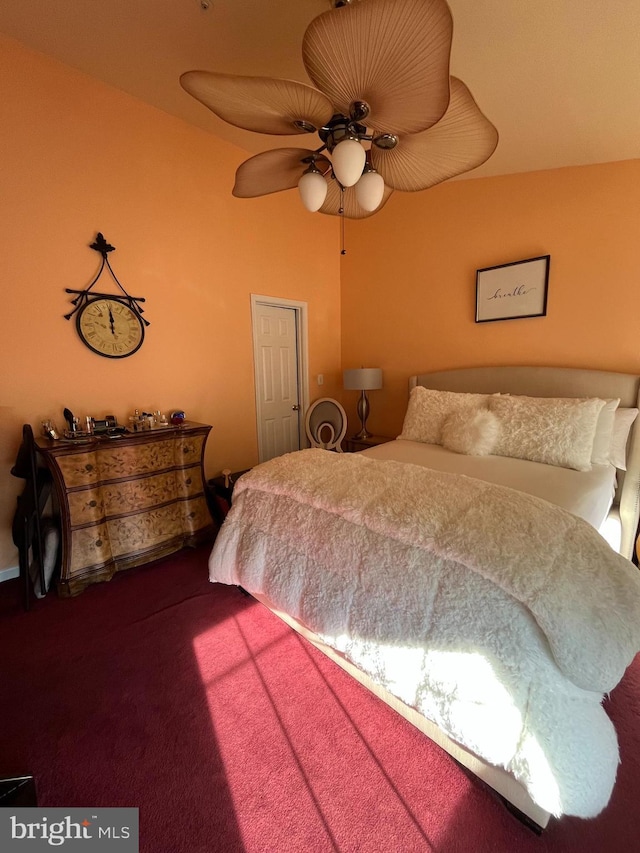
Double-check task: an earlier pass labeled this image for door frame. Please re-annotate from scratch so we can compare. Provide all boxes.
[250,294,310,463]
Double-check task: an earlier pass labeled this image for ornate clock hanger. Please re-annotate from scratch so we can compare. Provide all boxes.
[64,233,149,325]
[64,233,150,359]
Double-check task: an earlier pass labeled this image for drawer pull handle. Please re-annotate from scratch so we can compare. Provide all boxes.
[185,477,192,486]
[88,500,97,508]
[95,539,103,547]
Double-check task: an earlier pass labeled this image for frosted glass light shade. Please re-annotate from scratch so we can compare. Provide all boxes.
[319,179,394,219]
[298,170,328,211]
[355,170,385,211]
[343,368,383,391]
[331,138,366,187]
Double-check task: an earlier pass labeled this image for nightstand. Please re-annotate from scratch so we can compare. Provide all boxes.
[343,435,394,453]
[208,469,251,523]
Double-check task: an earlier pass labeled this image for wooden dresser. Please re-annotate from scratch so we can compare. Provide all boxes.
[36,423,214,596]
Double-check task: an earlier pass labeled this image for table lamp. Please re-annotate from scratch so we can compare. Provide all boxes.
[343,368,383,439]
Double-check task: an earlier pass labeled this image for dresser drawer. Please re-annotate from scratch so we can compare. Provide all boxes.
[97,440,176,480]
[107,504,184,556]
[56,450,102,487]
[69,523,112,574]
[98,470,180,516]
[180,495,213,535]
[175,434,206,467]
[176,466,205,499]
[55,439,178,486]
[67,487,105,525]
[94,468,203,516]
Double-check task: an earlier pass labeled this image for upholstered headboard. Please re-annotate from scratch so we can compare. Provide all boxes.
[409,366,640,560]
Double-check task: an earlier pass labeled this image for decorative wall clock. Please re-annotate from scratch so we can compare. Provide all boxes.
[65,233,150,358]
[76,296,144,358]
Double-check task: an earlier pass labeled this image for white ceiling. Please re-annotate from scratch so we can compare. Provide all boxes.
[1,0,639,180]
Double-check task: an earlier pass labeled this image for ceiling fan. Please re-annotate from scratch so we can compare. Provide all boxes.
[180,0,498,220]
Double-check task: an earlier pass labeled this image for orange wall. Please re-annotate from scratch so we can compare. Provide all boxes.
[0,36,341,571]
[3,34,639,575]
[341,160,640,438]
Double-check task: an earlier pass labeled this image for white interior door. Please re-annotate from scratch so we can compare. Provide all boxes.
[252,299,307,462]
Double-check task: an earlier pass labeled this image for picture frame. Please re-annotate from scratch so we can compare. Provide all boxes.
[475,255,550,323]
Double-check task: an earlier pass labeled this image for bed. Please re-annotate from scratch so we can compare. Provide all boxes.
[208,365,640,829]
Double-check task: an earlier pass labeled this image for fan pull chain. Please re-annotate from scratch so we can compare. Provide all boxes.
[340,187,346,255]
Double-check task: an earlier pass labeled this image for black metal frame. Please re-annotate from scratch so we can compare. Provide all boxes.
[475,255,550,323]
[64,232,150,330]
[11,425,52,610]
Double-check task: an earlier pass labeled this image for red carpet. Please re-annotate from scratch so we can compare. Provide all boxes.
[1,545,638,852]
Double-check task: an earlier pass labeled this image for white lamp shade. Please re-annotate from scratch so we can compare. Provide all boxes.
[355,170,385,212]
[331,138,366,187]
[343,367,383,391]
[298,170,328,212]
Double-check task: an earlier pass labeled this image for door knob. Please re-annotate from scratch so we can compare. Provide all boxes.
[292,405,300,411]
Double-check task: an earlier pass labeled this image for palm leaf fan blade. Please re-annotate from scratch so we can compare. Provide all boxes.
[371,78,499,192]
[303,0,452,135]
[233,149,330,198]
[180,71,334,135]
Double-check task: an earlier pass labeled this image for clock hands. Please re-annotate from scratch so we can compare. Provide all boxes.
[108,304,116,336]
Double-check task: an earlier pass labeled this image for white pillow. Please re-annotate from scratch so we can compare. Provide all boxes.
[441,410,501,456]
[398,387,489,445]
[610,408,639,470]
[489,394,606,471]
[591,398,620,465]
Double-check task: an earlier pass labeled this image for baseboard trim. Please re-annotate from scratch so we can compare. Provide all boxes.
[0,566,19,583]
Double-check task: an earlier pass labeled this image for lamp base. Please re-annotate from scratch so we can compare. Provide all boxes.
[352,390,372,440]
[352,427,373,440]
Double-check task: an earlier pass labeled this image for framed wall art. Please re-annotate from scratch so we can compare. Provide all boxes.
[475,255,550,323]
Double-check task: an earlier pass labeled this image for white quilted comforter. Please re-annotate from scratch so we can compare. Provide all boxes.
[208,449,640,818]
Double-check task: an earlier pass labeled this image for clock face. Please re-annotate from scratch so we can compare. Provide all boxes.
[76,297,144,358]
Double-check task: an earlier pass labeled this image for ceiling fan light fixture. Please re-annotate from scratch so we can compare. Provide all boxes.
[298,165,329,212]
[181,0,498,221]
[331,137,366,187]
[354,167,385,212]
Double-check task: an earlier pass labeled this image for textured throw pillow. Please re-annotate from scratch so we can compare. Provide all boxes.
[591,398,620,465]
[398,386,489,445]
[609,408,639,470]
[441,410,501,456]
[488,394,606,471]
